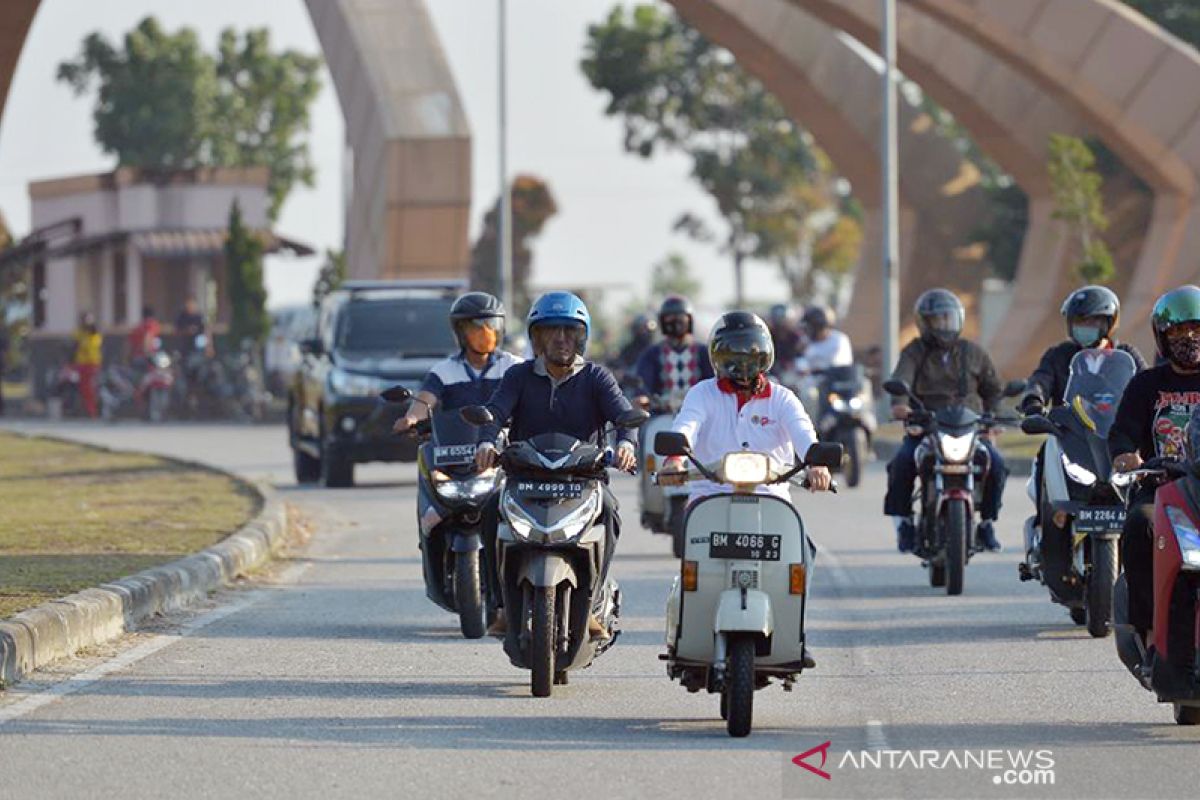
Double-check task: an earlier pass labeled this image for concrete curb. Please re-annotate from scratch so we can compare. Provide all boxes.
[0,444,287,687]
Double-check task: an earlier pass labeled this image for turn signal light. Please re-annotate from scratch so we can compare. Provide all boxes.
[789,564,806,595]
[682,560,698,591]
[646,454,656,473]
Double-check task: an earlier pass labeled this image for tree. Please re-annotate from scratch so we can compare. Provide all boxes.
[1047,134,1114,283]
[650,252,700,299]
[58,16,322,218]
[0,214,28,376]
[582,5,859,306]
[1124,1,1200,48]
[469,175,558,320]
[224,201,268,346]
[311,248,347,307]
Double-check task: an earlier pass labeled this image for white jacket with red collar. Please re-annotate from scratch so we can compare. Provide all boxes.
[670,377,819,502]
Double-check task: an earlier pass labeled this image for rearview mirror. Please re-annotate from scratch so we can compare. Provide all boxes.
[883,379,910,398]
[618,408,650,429]
[655,431,690,457]
[460,405,495,427]
[1003,379,1027,398]
[805,441,845,469]
[299,337,323,356]
[1020,416,1057,436]
[379,385,412,404]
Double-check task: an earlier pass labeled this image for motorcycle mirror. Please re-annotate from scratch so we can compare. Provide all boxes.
[883,379,911,398]
[655,431,690,457]
[617,408,650,429]
[1003,379,1027,398]
[1019,416,1057,436]
[460,405,494,427]
[298,337,323,356]
[805,441,844,469]
[379,385,412,404]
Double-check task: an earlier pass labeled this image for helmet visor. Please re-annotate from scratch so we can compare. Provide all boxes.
[711,329,774,382]
[923,311,962,334]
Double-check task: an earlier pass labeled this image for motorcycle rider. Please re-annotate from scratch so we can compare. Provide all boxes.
[767,303,803,378]
[632,295,713,411]
[473,291,639,636]
[659,312,832,667]
[796,304,853,373]
[393,292,521,433]
[614,313,658,379]
[884,289,1006,553]
[1109,286,1200,648]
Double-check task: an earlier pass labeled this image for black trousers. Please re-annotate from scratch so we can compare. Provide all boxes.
[481,485,621,610]
[1120,485,1156,635]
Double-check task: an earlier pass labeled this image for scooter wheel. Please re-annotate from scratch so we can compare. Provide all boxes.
[1069,607,1087,626]
[726,636,755,737]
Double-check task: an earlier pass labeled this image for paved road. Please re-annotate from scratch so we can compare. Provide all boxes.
[1,421,1198,799]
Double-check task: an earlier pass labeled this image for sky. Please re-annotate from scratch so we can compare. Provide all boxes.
[0,0,792,319]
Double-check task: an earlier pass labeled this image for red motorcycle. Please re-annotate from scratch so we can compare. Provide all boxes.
[1113,447,1200,725]
[137,351,175,422]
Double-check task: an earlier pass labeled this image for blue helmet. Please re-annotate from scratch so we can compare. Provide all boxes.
[527,291,591,354]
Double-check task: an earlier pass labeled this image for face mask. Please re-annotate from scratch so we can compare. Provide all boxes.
[1070,325,1103,348]
[661,318,689,339]
[464,326,498,355]
[1168,333,1200,370]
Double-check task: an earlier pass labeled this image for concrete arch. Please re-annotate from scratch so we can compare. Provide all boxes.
[671,0,991,345]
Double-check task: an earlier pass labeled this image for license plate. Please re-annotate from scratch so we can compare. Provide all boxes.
[709,532,782,561]
[1075,506,1126,533]
[516,481,583,500]
[433,444,477,466]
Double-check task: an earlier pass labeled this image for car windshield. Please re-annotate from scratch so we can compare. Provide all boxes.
[1063,349,1137,438]
[336,298,456,355]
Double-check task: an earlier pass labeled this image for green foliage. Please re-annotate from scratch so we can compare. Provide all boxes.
[58,16,321,218]
[582,4,859,303]
[311,248,347,308]
[469,175,559,321]
[650,252,701,299]
[224,201,268,345]
[971,183,1029,281]
[1123,1,1200,48]
[1047,134,1114,283]
[0,215,29,374]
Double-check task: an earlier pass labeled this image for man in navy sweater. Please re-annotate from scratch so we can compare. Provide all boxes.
[475,291,638,635]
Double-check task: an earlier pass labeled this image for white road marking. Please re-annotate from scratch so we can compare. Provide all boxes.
[866,719,890,751]
[0,562,310,727]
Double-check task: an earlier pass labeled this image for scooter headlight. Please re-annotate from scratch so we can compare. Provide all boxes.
[721,452,770,485]
[1165,506,1200,570]
[502,492,538,541]
[937,431,975,463]
[1060,453,1097,487]
[828,393,848,412]
[433,469,499,502]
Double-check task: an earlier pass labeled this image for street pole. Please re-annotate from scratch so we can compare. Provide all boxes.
[881,0,900,375]
[497,0,513,316]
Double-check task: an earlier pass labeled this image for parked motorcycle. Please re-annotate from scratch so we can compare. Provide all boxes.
[385,386,499,639]
[1019,349,1136,636]
[140,351,175,423]
[99,364,138,422]
[1111,413,1200,724]
[654,430,842,737]
[884,378,1025,595]
[638,396,690,557]
[814,364,876,488]
[461,404,648,697]
[47,361,84,418]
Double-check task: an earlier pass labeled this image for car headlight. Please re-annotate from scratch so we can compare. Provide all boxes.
[828,393,848,411]
[1165,506,1200,569]
[938,432,975,463]
[1060,453,1097,487]
[721,452,770,485]
[329,367,386,397]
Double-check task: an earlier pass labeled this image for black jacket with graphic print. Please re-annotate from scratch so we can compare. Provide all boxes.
[1109,364,1200,461]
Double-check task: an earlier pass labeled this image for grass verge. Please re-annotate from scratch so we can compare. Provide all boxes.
[0,431,259,618]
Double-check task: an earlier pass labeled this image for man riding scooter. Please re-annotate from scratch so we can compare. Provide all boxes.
[884,289,1007,553]
[631,295,713,412]
[659,311,833,669]
[474,291,639,637]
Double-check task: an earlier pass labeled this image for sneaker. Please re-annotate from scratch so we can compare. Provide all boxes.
[487,611,507,637]
[588,613,609,640]
[896,518,916,553]
[978,521,1002,552]
[801,645,816,669]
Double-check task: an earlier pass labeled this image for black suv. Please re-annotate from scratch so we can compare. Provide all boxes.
[289,280,462,487]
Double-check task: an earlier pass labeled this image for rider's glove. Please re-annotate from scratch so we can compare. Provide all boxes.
[1019,394,1044,416]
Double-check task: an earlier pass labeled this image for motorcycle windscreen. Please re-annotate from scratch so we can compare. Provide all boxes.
[429,410,484,468]
[1063,349,1137,438]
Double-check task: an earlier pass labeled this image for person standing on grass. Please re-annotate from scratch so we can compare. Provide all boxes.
[74,312,102,418]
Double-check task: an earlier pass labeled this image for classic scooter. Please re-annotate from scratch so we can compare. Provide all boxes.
[638,395,690,557]
[654,430,842,737]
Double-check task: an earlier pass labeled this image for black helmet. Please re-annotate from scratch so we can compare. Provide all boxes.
[630,313,658,338]
[801,304,832,337]
[1061,285,1119,347]
[658,295,694,337]
[914,289,964,347]
[709,312,774,384]
[449,292,505,351]
[1152,285,1200,367]
[768,303,793,328]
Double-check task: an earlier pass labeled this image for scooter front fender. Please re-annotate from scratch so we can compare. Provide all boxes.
[714,588,773,637]
[518,550,578,589]
[450,531,482,553]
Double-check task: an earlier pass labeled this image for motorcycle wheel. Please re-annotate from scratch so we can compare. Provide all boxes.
[1174,703,1200,725]
[1070,607,1087,626]
[929,562,946,587]
[320,436,354,488]
[945,500,968,596]
[454,549,486,640]
[844,428,866,488]
[531,585,556,698]
[1086,537,1118,638]
[669,497,687,559]
[726,635,755,737]
[148,387,169,423]
[719,688,729,721]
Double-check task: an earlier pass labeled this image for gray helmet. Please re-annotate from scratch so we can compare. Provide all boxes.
[914,289,964,347]
[449,292,505,351]
[1061,285,1119,347]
